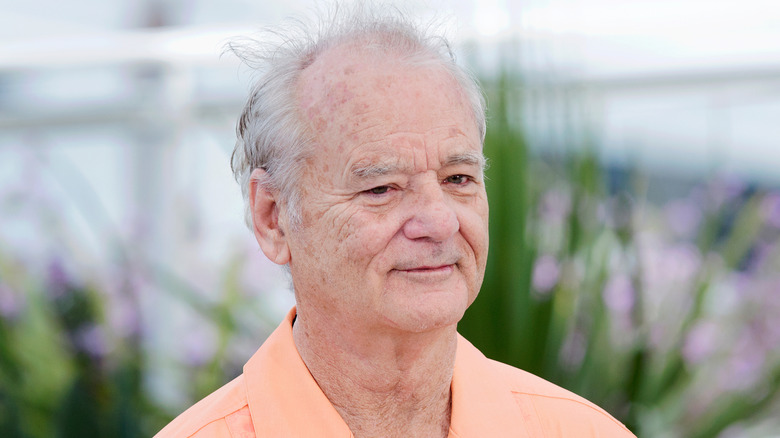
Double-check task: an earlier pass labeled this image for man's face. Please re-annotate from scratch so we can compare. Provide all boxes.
[286,46,489,335]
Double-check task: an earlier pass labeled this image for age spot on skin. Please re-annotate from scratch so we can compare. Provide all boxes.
[313,115,328,133]
[328,81,355,106]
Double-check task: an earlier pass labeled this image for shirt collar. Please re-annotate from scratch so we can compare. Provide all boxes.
[243,307,531,437]
[449,335,533,437]
[243,307,354,437]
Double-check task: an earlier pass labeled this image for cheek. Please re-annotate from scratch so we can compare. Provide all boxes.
[460,199,490,261]
[301,203,398,271]
[340,213,399,266]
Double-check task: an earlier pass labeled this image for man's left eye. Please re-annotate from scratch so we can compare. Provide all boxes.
[367,185,391,195]
[444,175,470,185]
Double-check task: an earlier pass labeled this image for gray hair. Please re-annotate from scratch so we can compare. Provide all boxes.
[228,3,486,230]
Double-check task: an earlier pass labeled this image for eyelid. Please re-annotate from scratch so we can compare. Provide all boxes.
[445,161,483,178]
[367,185,391,195]
[444,174,476,184]
[362,183,398,197]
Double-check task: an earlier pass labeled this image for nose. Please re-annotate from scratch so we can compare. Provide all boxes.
[402,183,459,241]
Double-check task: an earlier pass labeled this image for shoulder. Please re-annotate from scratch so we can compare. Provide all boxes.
[154,375,254,438]
[486,359,635,436]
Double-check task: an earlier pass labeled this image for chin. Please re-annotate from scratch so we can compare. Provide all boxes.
[383,294,469,334]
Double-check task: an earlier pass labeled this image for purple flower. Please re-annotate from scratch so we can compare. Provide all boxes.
[74,324,109,358]
[47,258,70,299]
[666,244,703,281]
[107,293,142,339]
[103,264,144,339]
[746,242,774,273]
[0,283,23,320]
[639,238,702,293]
[532,255,560,294]
[181,322,218,367]
[740,276,780,348]
[761,193,780,228]
[603,274,635,314]
[664,199,702,238]
[539,188,571,224]
[682,321,719,365]
[721,333,765,392]
[708,174,747,211]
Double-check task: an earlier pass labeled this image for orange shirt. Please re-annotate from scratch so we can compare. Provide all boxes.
[156,308,635,437]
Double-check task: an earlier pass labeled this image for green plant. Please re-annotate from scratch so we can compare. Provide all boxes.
[459,73,780,437]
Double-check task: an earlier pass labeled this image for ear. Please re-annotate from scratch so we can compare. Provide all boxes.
[249,168,291,265]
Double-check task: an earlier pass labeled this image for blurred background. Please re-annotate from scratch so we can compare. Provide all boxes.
[1,0,779,436]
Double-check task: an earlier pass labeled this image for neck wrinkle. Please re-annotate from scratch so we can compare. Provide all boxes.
[292,307,457,438]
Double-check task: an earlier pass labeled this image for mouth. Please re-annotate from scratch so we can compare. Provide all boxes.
[391,257,460,278]
[389,263,457,284]
[390,251,462,281]
[401,264,454,273]
[392,254,460,271]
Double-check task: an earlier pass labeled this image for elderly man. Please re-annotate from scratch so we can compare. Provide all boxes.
[156,5,635,438]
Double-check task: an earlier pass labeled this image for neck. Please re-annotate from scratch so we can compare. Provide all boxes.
[292,306,457,438]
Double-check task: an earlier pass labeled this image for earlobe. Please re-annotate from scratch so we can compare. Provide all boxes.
[249,168,291,265]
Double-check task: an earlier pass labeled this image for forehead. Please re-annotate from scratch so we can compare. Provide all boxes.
[296,44,480,168]
[304,46,476,129]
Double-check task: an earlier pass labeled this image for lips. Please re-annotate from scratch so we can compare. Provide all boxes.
[402,264,453,272]
[392,256,460,272]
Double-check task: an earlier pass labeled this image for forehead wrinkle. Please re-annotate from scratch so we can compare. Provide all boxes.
[345,120,386,140]
[346,134,421,178]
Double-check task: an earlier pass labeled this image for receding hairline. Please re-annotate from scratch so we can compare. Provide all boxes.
[293,41,485,178]
[294,32,467,103]
[228,3,487,229]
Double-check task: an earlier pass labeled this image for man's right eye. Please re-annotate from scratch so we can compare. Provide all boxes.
[367,186,390,195]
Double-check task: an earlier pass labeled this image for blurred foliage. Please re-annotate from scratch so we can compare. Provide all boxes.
[0,257,143,437]
[459,73,780,437]
[1,72,780,437]
[0,162,275,436]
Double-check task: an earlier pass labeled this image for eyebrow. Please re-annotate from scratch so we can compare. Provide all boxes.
[443,151,487,171]
[350,151,487,179]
